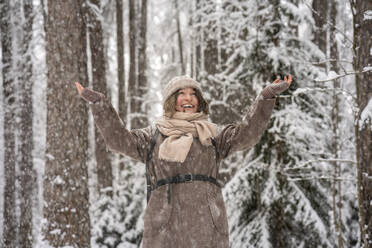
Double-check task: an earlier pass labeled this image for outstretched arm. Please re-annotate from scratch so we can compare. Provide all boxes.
[75,82,152,162]
[215,76,292,159]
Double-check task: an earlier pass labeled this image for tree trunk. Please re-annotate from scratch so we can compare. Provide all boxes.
[351,0,372,247]
[135,0,148,128]
[312,0,328,55]
[43,1,91,246]
[1,1,17,247]
[174,0,185,74]
[128,0,137,129]
[19,1,35,247]
[116,0,127,172]
[117,0,126,121]
[87,0,113,197]
[329,0,344,245]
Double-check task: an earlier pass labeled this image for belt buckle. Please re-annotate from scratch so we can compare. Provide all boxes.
[184,174,193,183]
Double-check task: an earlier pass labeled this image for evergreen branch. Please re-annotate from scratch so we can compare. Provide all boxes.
[293,86,357,109]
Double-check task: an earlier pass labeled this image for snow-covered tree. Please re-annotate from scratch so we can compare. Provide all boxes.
[350,0,372,246]
[188,0,358,247]
[43,1,91,246]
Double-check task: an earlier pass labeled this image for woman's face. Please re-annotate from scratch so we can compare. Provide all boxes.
[175,87,199,113]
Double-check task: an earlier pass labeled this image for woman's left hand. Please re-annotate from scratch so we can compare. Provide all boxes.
[261,75,293,99]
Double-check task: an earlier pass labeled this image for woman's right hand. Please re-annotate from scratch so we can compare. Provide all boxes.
[75,82,104,103]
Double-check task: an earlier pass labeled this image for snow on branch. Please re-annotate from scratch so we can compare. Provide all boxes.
[311,59,353,65]
[284,158,356,172]
[314,68,372,83]
[286,175,357,182]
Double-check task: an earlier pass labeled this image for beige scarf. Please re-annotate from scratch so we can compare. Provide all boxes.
[155,112,217,163]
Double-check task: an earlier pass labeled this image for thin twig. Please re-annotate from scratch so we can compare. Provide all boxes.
[284,158,356,172]
[314,68,372,83]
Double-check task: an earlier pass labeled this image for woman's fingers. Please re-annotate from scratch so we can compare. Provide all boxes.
[75,82,84,95]
[288,74,293,84]
[276,75,293,84]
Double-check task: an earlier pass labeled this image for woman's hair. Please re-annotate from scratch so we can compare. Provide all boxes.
[163,88,209,118]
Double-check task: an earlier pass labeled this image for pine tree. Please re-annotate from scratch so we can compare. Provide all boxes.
[1,1,17,246]
[350,0,372,246]
[214,0,338,247]
[43,1,91,246]
[19,1,35,246]
[87,0,113,198]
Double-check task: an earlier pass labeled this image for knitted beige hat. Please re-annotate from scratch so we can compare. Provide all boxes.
[162,75,202,104]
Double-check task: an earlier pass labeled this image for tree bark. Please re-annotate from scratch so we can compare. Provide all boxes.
[312,0,328,55]
[0,1,17,247]
[329,0,344,246]
[128,0,137,129]
[87,0,113,197]
[174,0,185,74]
[135,0,148,128]
[351,0,372,247]
[117,0,126,121]
[43,1,91,246]
[19,1,35,247]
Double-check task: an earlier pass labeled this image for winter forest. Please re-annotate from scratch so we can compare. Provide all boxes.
[0,0,372,247]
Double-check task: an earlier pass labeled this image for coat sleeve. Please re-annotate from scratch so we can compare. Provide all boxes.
[215,95,276,159]
[89,98,152,163]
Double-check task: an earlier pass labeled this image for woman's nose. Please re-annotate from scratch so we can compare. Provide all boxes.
[184,94,192,100]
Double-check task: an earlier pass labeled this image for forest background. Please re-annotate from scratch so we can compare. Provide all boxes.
[0,0,371,247]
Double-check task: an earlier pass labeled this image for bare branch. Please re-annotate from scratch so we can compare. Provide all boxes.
[311,59,353,65]
[286,175,357,182]
[314,68,372,83]
[284,158,356,172]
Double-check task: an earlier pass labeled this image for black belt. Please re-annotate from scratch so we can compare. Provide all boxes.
[152,174,220,191]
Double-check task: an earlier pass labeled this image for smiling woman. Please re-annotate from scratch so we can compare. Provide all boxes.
[75,74,292,247]
[175,88,199,113]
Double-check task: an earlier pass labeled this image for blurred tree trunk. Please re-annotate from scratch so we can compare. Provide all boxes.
[19,1,35,247]
[202,0,218,77]
[194,0,203,79]
[128,0,137,128]
[312,0,328,55]
[43,1,91,246]
[135,0,148,128]
[87,0,113,197]
[351,1,372,247]
[189,0,196,77]
[0,1,17,247]
[329,1,344,247]
[117,0,126,121]
[174,0,185,74]
[117,0,127,172]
